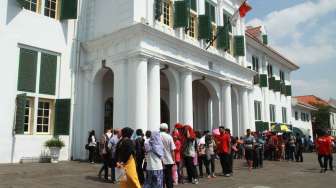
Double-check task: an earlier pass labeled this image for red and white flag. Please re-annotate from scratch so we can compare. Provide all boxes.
[231,0,252,26]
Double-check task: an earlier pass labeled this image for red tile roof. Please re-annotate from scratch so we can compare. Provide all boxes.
[246,26,262,41]
[294,95,329,107]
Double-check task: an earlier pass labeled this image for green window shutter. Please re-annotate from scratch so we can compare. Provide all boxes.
[174,1,188,28]
[285,85,292,96]
[17,48,38,92]
[54,99,71,136]
[60,0,78,20]
[39,53,57,95]
[15,93,26,134]
[216,26,230,50]
[255,121,269,132]
[263,122,269,131]
[274,80,281,92]
[234,35,245,56]
[259,74,268,87]
[154,0,163,20]
[190,0,196,11]
[262,35,268,45]
[16,0,28,8]
[198,15,211,40]
[280,82,286,95]
[210,4,215,22]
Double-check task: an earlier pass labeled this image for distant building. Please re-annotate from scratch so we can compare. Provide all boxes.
[295,95,336,137]
[291,97,317,137]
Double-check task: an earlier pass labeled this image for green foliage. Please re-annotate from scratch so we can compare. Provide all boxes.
[313,105,330,130]
[45,138,65,148]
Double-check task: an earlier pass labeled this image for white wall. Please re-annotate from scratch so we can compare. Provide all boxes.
[292,106,313,137]
[0,2,74,163]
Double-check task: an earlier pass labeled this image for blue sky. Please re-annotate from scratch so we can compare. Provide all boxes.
[246,0,336,100]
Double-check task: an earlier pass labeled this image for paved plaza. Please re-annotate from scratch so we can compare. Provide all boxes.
[0,153,335,188]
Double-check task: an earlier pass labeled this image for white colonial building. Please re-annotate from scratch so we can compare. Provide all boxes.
[0,0,299,163]
[291,97,317,138]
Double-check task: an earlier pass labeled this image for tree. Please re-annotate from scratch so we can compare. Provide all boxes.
[312,105,330,130]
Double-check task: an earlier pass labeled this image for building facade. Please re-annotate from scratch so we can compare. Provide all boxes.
[0,0,299,163]
[291,97,317,138]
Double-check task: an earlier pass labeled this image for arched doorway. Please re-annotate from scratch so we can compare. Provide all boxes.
[160,72,170,128]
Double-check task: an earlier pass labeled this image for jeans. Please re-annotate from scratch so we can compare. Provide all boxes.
[164,164,174,188]
[296,148,303,162]
[329,154,334,170]
[205,155,215,175]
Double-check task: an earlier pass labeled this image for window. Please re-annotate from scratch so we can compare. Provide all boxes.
[295,111,298,120]
[223,13,234,55]
[187,13,197,38]
[267,64,273,77]
[270,104,276,122]
[254,101,262,121]
[301,112,307,121]
[44,0,58,19]
[307,113,310,122]
[190,0,197,11]
[21,0,39,12]
[205,1,216,23]
[280,70,285,83]
[160,0,172,27]
[24,98,34,134]
[282,107,287,123]
[252,56,259,72]
[36,99,52,133]
[210,25,217,47]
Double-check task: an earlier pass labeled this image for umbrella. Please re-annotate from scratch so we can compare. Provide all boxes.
[280,124,290,132]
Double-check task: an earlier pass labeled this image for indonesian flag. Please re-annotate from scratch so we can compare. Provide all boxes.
[231,0,252,26]
[239,1,252,17]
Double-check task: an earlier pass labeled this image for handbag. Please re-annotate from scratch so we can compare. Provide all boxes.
[85,144,89,150]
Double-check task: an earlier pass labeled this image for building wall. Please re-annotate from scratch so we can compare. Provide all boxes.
[246,44,293,130]
[0,1,74,163]
[292,106,313,137]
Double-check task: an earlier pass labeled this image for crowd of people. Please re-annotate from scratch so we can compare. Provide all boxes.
[85,124,335,188]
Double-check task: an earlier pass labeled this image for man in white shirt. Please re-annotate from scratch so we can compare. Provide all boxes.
[160,123,176,188]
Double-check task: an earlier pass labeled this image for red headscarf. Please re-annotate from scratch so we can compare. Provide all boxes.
[174,123,184,129]
[184,125,196,139]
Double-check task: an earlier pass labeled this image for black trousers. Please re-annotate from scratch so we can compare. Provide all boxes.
[296,149,303,162]
[219,153,232,174]
[205,155,215,175]
[198,155,206,177]
[289,146,295,161]
[88,146,96,162]
[98,155,114,180]
[318,154,329,170]
[136,157,145,185]
[184,156,197,182]
[163,164,174,188]
[329,154,334,170]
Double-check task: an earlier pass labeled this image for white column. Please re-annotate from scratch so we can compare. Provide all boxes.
[113,61,128,129]
[147,60,161,131]
[248,90,255,131]
[241,88,249,135]
[128,57,148,131]
[222,83,233,131]
[181,71,193,126]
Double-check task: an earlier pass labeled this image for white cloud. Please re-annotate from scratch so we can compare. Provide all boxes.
[247,0,336,65]
[292,79,336,99]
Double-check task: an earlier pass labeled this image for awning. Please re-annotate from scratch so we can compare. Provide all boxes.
[271,123,292,132]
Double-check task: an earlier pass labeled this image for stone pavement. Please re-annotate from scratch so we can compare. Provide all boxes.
[0,153,335,188]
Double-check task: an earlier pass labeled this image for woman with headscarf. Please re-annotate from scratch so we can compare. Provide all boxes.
[182,125,198,184]
[115,127,141,188]
[143,131,164,188]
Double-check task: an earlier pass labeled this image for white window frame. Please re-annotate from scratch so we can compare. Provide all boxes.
[282,107,287,123]
[23,98,35,134]
[17,45,60,135]
[36,98,53,134]
[269,104,276,122]
[43,0,59,19]
[254,101,262,121]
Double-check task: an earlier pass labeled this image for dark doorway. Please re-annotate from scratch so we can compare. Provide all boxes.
[161,99,170,129]
[104,98,113,129]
